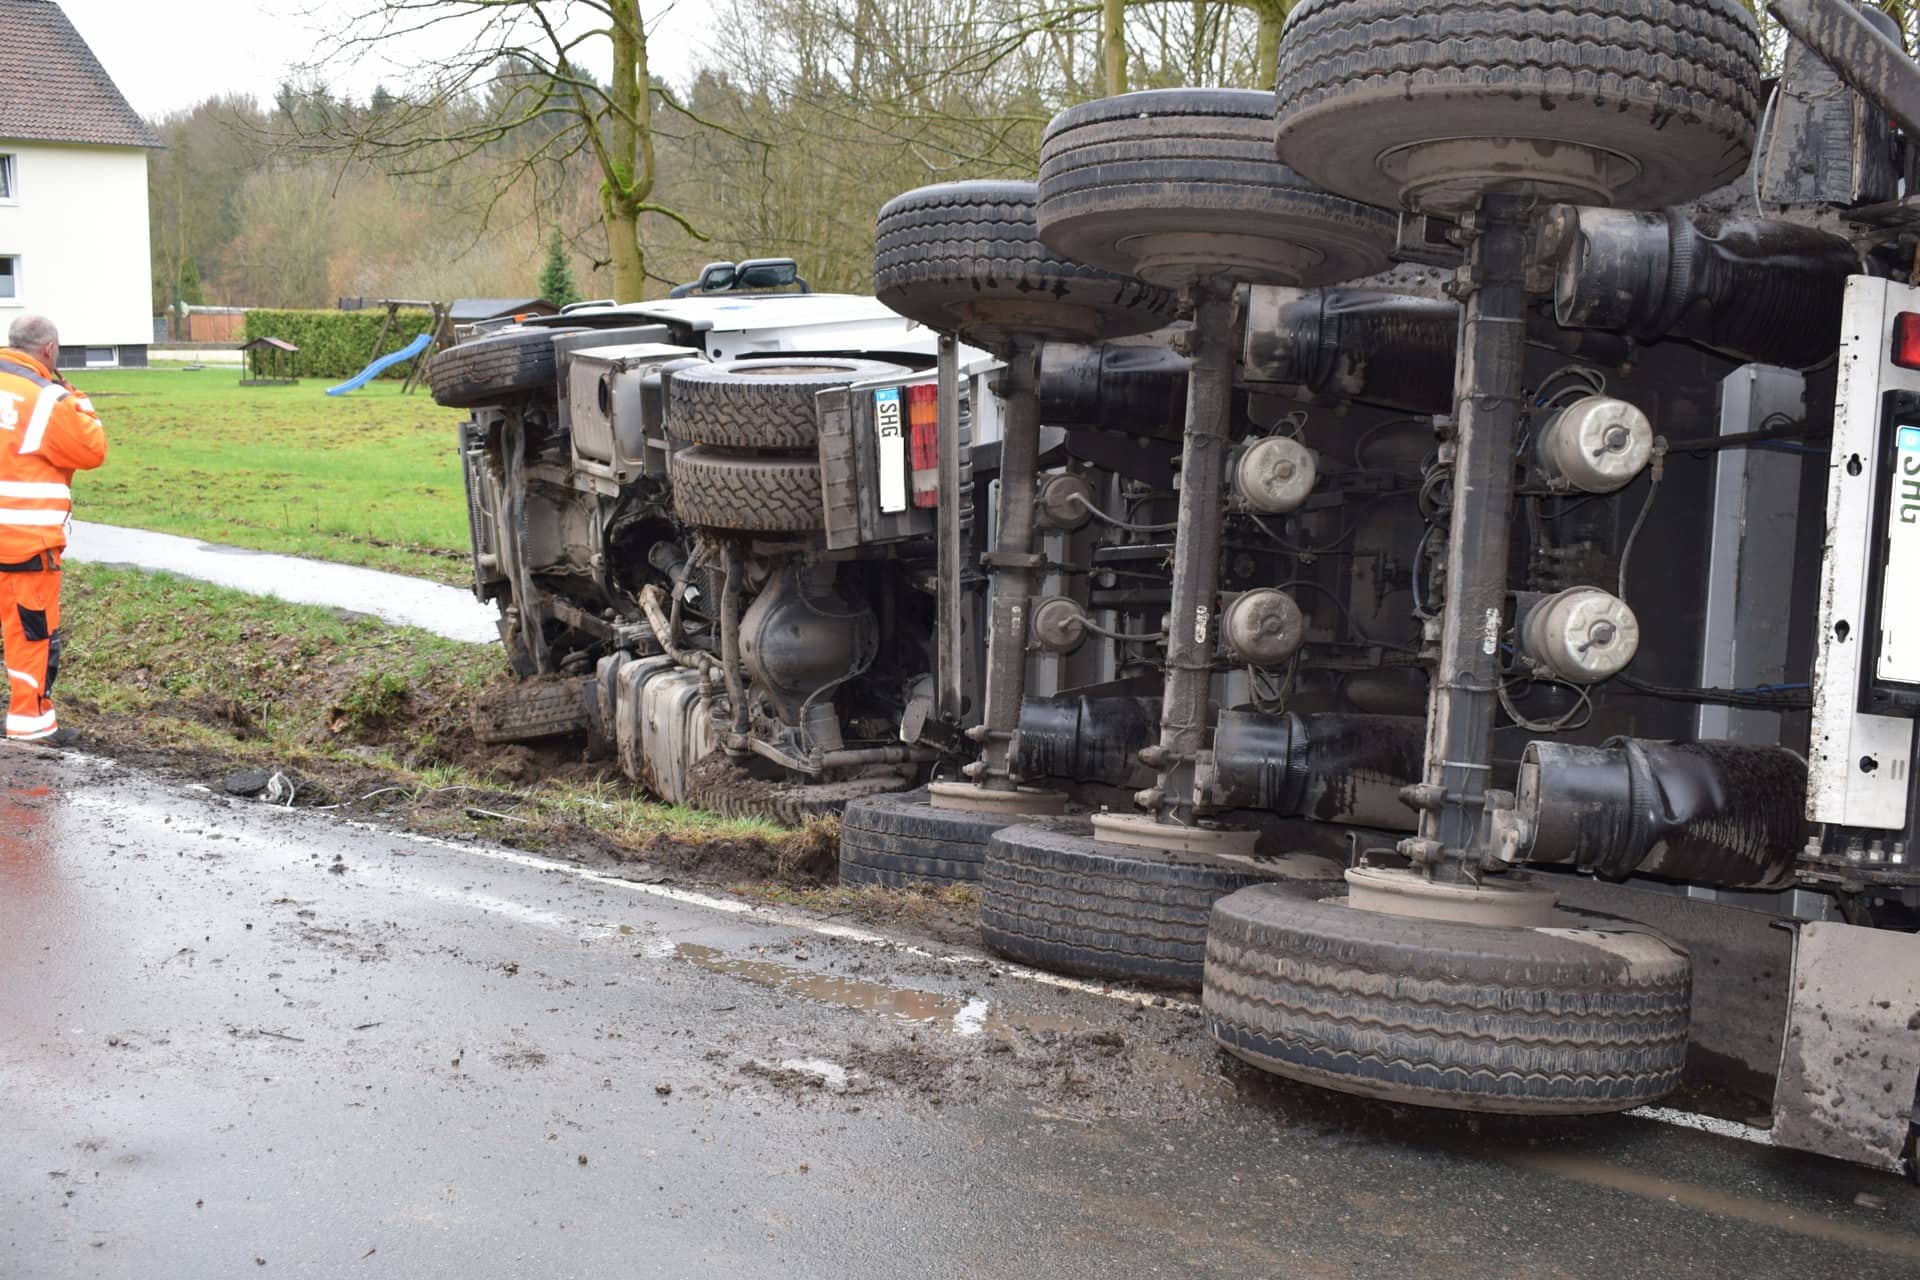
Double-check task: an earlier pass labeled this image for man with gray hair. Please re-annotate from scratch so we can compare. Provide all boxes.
[0,313,107,745]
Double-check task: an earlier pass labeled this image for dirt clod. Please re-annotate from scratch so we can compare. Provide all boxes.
[222,768,270,796]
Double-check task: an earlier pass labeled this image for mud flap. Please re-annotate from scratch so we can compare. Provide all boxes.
[1773,921,1920,1171]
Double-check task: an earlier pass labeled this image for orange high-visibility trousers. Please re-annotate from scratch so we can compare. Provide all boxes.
[0,566,61,740]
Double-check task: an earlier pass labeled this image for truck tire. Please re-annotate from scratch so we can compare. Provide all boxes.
[1036,89,1395,289]
[470,676,590,743]
[1272,0,1763,213]
[1204,881,1692,1114]
[980,820,1338,988]
[838,789,1022,888]
[684,760,907,827]
[667,358,913,450]
[875,180,1173,348]
[429,327,581,408]
[668,448,823,532]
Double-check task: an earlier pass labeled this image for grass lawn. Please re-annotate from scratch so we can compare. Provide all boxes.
[72,368,473,584]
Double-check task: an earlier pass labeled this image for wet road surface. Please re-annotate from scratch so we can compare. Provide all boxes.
[64,522,498,644]
[3,749,1917,1279]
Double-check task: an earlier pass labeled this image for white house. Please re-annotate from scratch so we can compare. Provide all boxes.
[0,0,159,368]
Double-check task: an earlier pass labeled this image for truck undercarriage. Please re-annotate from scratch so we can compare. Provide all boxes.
[437,0,1920,1174]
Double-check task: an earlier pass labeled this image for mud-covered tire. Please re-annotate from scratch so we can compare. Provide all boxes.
[1203,881,1692,1114]
[470,677,590,743]
[666,358,912,450]
[429,327,581,408]
[980,820,1336,988]
[838,789,1019,888]
[684,758,906,827]
[1036,89,1396,289]
[875,180,1173,347]
[1272,0,1763,213]
[668,448,823,532]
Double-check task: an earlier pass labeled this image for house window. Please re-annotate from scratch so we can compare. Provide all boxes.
[85,347,115,368]
[0,256,16,300]
[0,154,13,200]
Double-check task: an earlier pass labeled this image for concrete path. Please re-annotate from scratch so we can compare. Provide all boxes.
[3,750,1917,1279]
[64,521,498,645]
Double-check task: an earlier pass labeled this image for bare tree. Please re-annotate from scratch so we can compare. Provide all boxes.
[301,0,749,301]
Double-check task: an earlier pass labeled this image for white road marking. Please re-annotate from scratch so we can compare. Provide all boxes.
[1625,1106,1774,1147]
[330,816,1197,1009]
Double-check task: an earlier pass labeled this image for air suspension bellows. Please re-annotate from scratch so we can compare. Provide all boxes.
[1209,710,1422,830]
[1038,342,1188,440]
[1502,738,1809,891]
[1011,698,1423,830]
[1012,694,1159,790]
[1242,286,1459,415]
[1241,286,1635,414]
[1542,205,1859,370]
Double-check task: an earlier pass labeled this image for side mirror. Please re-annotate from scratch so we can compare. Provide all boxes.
[669,262,738,299]
[734,258,797,291]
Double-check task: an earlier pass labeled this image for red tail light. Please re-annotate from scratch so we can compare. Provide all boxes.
[1892,312,1920,370]
[908,384,939,508]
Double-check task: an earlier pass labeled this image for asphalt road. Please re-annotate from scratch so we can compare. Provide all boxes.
[3,749,1917,1279]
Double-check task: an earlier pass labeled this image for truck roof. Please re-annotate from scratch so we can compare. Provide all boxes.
[541,293,949,361]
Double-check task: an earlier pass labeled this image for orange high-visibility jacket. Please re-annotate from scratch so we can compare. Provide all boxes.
[0,349,107,562]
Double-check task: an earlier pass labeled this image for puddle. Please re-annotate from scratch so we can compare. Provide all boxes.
[671,942,1233,1099]
[777,1058,852,1090]
[675,942,1082,1041]
[1505,1148,1920,1261]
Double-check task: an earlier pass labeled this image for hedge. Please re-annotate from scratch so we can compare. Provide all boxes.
[240,309,436,381]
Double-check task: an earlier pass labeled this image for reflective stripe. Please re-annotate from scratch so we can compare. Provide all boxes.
[0,481,70,499]
[0,360,52,388]
[7,667,38,690]
[7,710,56,736]
[21,385,67,454]
[0,508,68,526]
[74,398,94,414]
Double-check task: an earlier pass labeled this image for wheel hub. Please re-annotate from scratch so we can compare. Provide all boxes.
[1090,811,1260,857]
[927,780,1067,816]
[1343,865,1558,928]
[1115,232,1327,290]
[1380,137,1642,215]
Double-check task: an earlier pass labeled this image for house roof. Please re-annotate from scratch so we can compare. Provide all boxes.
[0,1,163,149]
[450,298,559,323]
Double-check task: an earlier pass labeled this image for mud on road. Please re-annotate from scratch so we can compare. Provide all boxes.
[7,749,1919,1280]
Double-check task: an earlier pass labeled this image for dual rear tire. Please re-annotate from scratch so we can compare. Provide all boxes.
[664,357,907,534]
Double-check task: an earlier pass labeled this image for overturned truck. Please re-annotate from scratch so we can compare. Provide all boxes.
[436,0,1920,1172]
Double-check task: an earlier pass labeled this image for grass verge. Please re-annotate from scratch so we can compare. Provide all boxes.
[55,563,811,865]
[72,368,471,584]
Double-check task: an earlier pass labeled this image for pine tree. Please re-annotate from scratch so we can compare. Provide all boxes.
[178,257,205,307]
[538,227,581,309]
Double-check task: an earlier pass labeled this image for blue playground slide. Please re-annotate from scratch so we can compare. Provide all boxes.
[325,332,433,396]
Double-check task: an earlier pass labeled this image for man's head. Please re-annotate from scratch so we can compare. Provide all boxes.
[6,313,58,369]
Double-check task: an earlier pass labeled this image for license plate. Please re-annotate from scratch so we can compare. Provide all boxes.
[873,387,908,514]
[1878,422,1920,684]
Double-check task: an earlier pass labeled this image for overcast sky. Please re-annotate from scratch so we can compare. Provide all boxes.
[61,0,709,120]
